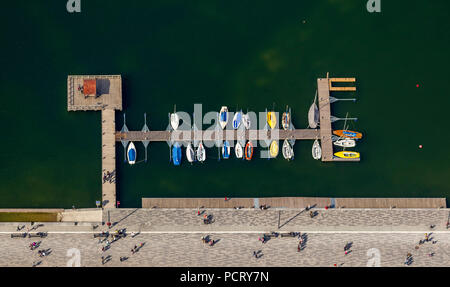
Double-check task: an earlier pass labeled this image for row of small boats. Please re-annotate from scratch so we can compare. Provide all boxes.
[170,105,293,131]
[126,102,363,164]
[126,139,295,165]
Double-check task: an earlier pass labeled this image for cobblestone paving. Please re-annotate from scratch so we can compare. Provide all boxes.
[104,208,450,232]
[0,208,449,267]
[1,232,449,267]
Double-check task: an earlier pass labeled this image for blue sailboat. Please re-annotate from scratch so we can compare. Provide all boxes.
[172,143,182,166]
[222,141,231,159]
[232,110,242,129]
[127,142,136,165]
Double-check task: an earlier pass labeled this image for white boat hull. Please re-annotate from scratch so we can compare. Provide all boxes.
[196,142,206,162]
[127,142,137,165]
[232,112,241,130]
[282,139,294,160]
[170,113,179,130]
[312,139,322,160]
[308,102,319,129]
[219,106,228,129]
[242,113,250,129]
[186,143,195,163]
[333,139,356,148]
[235,142,243,158]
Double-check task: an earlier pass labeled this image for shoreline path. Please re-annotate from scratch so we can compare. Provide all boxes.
[0,208,449,267]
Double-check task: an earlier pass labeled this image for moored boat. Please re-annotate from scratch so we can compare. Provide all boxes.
[333,138,356,148]
[242,113,250,129]
[127,141,137,165]
[282,106,290,130]
[222,141,231,159]
[267,111,277,129]
[244,141,253,160]
[308,92,319,128]
[219,106,228,129]
[282,139,294,160]
[312,139,322,160]
[186,143,195,163]
[235,141,243,159]
[170,105,179,130]
[334,151,360,159]
[232,110,242,130]
[333,130,363,140]
[170,113,179,130]
[269,140,279,158]
[196,142,206,162]
[172,143,182,166]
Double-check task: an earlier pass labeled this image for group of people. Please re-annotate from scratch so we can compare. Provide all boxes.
[103,170,116,184]
[201,236,216,246]
[29,241,40,250]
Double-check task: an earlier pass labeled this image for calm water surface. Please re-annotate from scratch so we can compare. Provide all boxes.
[1,1,449,208]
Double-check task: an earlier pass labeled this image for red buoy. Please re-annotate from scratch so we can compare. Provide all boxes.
[419,145,423,149]
[416,84,420,88]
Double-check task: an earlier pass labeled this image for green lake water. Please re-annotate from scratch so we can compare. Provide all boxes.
[1,0,449,208]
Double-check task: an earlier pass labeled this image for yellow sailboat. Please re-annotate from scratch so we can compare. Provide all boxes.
[269,140,279,158]
[334,151,360,159]
[267,111,276,129]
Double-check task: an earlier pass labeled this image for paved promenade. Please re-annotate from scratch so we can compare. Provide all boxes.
[0,208,449,267]
[104,208,450,232]
[1,232,449,267]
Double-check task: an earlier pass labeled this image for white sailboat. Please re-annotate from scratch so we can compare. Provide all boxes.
[232,110,242,130]
[312,139,322,160]
[308,90,319,129]
[127,141,137,165]
[282,139,294,160]
[235,141,243,159]
[186,143,195,163]
[219,106,228,129]
[170,105,179,130]
[242,113,250,130]
[333,138,356,148]
[197,142,206,162]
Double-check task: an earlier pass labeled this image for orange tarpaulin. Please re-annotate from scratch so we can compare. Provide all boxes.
[83,79,96,95]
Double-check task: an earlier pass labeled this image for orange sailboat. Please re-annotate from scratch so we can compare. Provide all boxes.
[333,130,362,140]
[245,141,253,160]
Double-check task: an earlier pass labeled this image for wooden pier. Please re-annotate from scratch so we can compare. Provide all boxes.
[67,73,359,210]
[116,129,320,142]
[142,197,446,209]
[318,74,359,162]
[68,75,122,209]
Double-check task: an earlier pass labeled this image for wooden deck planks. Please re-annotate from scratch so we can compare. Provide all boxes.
[317,78,334,162]
[102,109,116,209]
[115,129,320,142]
[142,197,446,209]
[335,198,446,208]
[67,75,122,111]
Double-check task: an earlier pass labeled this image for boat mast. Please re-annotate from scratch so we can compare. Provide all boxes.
[141,113,150,163]
[120,113,129,163]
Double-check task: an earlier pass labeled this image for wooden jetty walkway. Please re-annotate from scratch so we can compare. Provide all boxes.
[318,74,358,162]
[142,197,447,209]
[116,129,320,142]
[68,75,122,209]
